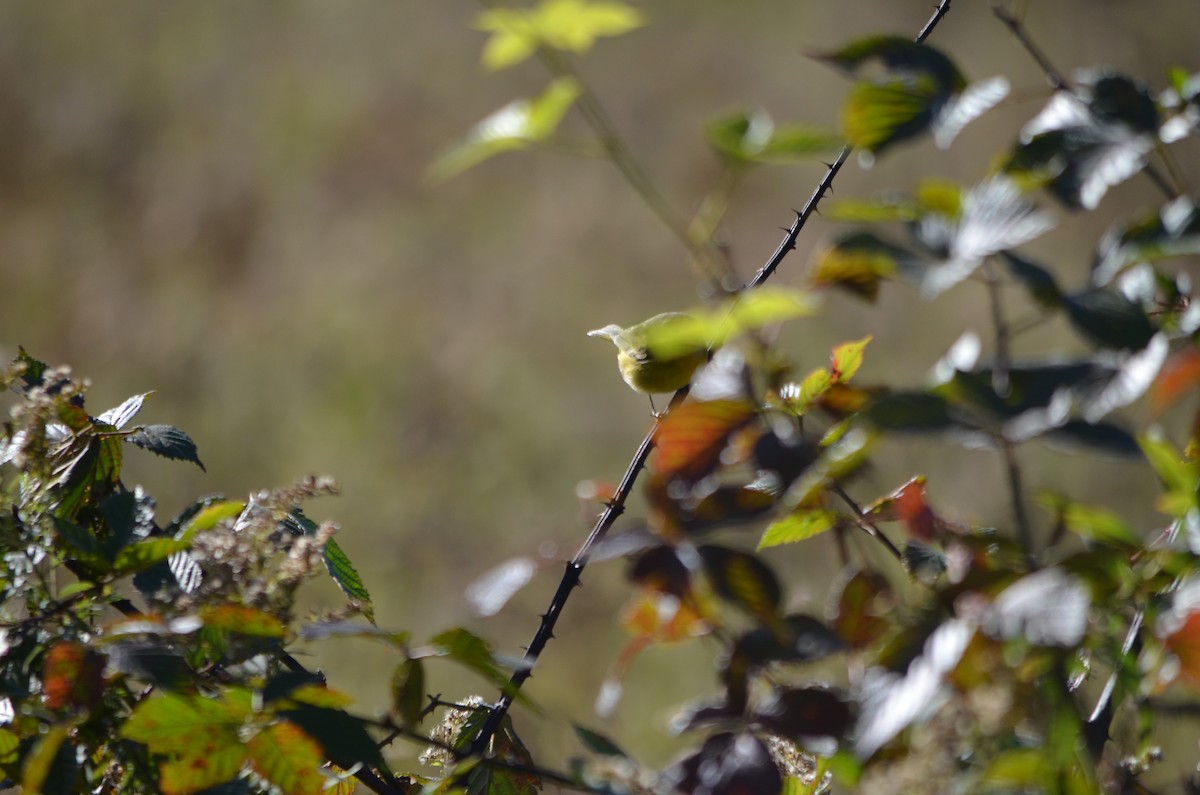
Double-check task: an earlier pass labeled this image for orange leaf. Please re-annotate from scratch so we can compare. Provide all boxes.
[1153,349,1200,415]
[43,641,104,712]
[1165,611,1200,686]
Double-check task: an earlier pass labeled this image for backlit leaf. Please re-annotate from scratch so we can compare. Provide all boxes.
[429,78,582,181]
[652,399,758,481]
[810,231,912,301]
[758,509,839,550]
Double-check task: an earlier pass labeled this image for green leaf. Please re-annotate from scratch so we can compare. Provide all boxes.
[705,109,842,165]
[13,346,49,391]
[1064,289,1156,351]
[842,80,939,155]
[159,746,247,795]
[758,509,839,550]
[1036,493,1141,548]
[1140,432,1200,515]
[323,537,375,623]
[832,336,872,382]
[534,0,644,54]
[20,724,74,795]
[53,433,123,521]
[642,286,818,359]
[476,0,644,71]
[824,194,919,223]
[113,536,192,575]
[121,692,248,757]
[429,77,581,181]
[819,36,965,90]
[573,725,629,758]
[1001,251,1064,307]
[127,424,206,471]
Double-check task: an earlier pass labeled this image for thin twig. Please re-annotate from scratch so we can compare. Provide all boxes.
[982,261,1038,563]
[830,482,904,562]
[470,0,958,759]
[467,389,687,756]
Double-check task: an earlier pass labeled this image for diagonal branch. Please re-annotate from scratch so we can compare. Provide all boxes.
[469,0,957,759]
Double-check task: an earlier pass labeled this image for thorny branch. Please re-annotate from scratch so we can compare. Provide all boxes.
[468,0,957,761]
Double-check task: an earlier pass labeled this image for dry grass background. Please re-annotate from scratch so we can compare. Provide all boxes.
[2,0,1200,786]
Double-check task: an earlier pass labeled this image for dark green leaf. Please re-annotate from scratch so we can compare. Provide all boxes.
[699,545,783,621]
[13,346,49,391]
[1064,290,1157,350]
[1043,421,1142,457]
[323,537,375,624]
[705,109,842,165]
[429,78,582,181]
[52,516,112,568]
[1001,251,1064,307]
[818,36,965,92]
[126,424,205,471]
[573,725,629,759]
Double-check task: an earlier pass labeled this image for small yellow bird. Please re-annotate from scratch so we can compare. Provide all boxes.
[588,312,708,407]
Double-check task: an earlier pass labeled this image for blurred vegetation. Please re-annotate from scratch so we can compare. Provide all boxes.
[3,0,1200,783]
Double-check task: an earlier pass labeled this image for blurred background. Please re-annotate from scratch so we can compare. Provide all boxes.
[2,0,1199,786]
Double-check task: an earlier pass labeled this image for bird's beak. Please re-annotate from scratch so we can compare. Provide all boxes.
[588,325,622,340]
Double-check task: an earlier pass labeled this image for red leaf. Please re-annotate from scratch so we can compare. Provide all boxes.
[652,399,758,480]
[1153,349,1200,415]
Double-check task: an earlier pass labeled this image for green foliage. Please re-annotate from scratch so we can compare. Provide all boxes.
[7,3,1200,795]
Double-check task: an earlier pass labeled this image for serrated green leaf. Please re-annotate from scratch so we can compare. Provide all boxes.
[127,424,205,471]
[121,693,247,757]
[429,78,581,181]
[832,336,872,382]
[759,509,839,550]
[323,537,375,623]
[842,79,938,155]
[113,536,191,574]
